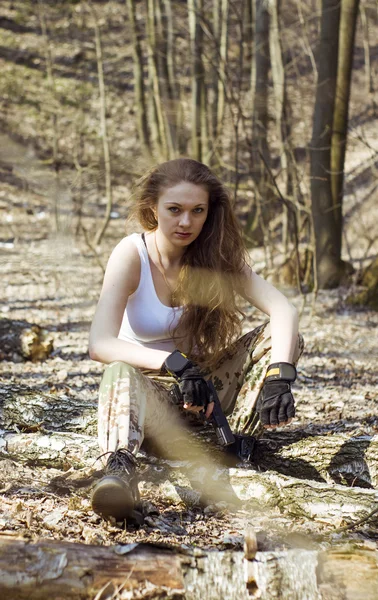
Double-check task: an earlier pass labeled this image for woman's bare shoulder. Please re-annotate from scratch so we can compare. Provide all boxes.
[104,234,142,293]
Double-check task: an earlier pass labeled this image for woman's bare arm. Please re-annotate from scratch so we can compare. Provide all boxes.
[89,237,170,371]
[240,266,299,363]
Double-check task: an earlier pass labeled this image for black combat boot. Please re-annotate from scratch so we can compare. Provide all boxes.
[91,448,140,521]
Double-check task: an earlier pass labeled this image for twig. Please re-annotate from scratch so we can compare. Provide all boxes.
[334,503,378,533]
[80,224,105,274]
[258,151,305,296]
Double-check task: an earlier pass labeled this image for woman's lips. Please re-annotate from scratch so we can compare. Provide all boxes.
[175,232,191,237]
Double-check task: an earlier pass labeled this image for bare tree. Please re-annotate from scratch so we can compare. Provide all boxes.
[330,0,360,260]
[37,0,61,233]
[146,0,168,159]
[85,2,114,247]
[245,0,272,246]
[188,0,208,161]
[310,0,342,288]
[126,0,152,159]
[162,0,185,152]
[211,0,228,152]
[359,1,373,97]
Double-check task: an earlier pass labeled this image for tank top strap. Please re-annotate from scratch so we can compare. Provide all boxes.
[129,232,149,277]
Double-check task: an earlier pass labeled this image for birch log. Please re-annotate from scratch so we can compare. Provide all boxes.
[2,386,378,491]
[0,385,97,435]
[1,430,377,525]
[0,539,377,600]
[0,539,185,600]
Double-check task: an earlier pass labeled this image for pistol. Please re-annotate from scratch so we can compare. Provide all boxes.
[171,379,235,447]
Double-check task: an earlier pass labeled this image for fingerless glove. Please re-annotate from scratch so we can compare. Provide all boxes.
[163,350,211,409]
[257,362,296,426]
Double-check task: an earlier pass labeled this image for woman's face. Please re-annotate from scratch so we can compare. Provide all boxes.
[155,181,209,245]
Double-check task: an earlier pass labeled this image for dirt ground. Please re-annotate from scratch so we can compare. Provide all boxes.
[1,147,378,555]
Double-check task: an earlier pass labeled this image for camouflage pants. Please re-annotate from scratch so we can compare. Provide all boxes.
[97,321,304,455]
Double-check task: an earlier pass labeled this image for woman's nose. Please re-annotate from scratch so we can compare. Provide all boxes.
[179,212,191,227]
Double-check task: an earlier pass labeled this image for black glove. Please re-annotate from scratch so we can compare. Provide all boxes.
[257,362,297,427]
[163,350,211,409]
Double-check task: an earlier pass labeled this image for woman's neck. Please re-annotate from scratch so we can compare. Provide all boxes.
[149,229,184,269]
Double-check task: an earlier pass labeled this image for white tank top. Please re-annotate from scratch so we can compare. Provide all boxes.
[117,233,185,352]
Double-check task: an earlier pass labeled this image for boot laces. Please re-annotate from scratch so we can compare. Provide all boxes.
[103,448,138,477]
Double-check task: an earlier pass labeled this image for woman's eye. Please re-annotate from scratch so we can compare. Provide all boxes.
[194,208,204,213]
[168,207,179,213]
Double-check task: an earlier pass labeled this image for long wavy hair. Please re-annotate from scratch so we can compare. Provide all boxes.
[128,158,249,370]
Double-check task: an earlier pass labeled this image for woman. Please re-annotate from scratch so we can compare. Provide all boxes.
[89,158,303,521]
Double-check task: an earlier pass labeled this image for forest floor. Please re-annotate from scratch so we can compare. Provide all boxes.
[1,135,378,557]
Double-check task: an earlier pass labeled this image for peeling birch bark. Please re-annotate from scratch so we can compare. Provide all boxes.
[1,430,377,524]
[229,468,378,524]
[254,430,378,488]
[0,539,185,600]
[0,431,99,469]
[2,388,378,491]
[0,386,97,435]
[0,539,377,600]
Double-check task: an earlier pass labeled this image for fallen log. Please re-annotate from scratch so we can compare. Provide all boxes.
[229,468,378,525]
[0,538,185,600]
[0,538,377,600]
[2,386,378,490]
[0,385,97,436]
[241,544,378,600]
[0,431,99,469]
[253,429,378,488]
[1,430,378,524]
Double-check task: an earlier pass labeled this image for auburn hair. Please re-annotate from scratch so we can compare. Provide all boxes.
[128,158,249,371]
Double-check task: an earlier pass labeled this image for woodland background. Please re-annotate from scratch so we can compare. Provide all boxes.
[0,1,378,599]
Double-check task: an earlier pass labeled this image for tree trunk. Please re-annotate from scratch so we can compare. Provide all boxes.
[162,0,184,151]
[155,0,176,158]
[310,0,342,288]
[0,539,185,600]
[268,0,300,256]
[88,2,114,247]
[188,0,207,161]
[245,0,272,246]
[244,545,378,600]
[126,0,151,159]
[331,0,360,238]
[146,0,167,159]
[251,0,270,176]
[215,0,228,155]
[0,318,53,362]
[210,0,220,153]
[360,1,373,97]
[253,428,378,488]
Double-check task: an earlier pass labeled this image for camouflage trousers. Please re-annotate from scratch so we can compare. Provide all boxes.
[97,321,304,456]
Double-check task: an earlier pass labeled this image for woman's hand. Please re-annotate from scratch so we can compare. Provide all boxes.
[256,362,297,429]
[176,364,212,410]
[257,380,295,428]
[163,350,213,416]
